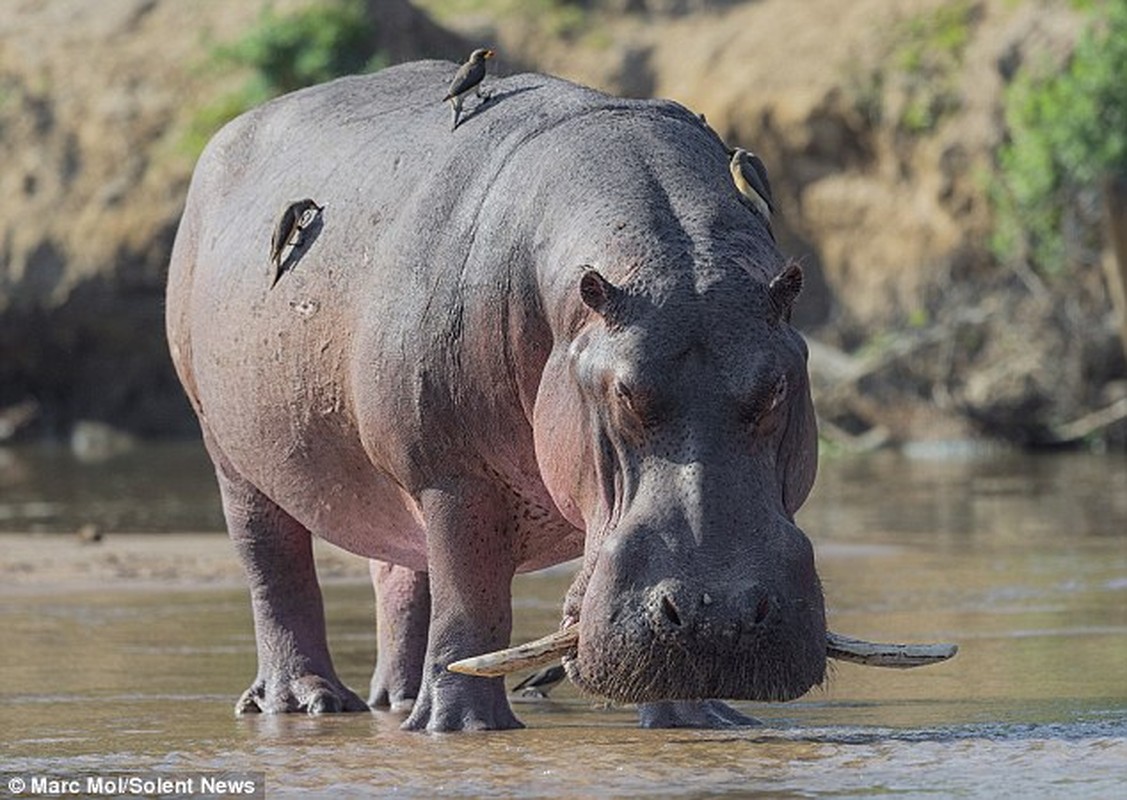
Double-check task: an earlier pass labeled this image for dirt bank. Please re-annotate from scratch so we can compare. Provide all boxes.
[2,0,1124,447]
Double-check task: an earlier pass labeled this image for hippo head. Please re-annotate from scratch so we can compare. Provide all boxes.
[532,261,825,704]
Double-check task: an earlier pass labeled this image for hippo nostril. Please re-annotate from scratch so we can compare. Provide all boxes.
[660,595,682,627]
[754,594,771,626]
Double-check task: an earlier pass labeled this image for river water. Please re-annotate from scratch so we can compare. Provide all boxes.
[1,444,1125,798]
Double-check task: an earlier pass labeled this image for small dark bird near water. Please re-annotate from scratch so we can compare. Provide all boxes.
[510,664,567,698]
[270,198,323,282]
[444,48,495,131]
[77,523,103,544]
[729,148,775,238]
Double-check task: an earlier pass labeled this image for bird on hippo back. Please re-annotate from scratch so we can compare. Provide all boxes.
[443,47,494,130]
[166,58,955,733]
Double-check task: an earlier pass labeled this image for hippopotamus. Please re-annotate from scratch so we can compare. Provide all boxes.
[166,60,826,732]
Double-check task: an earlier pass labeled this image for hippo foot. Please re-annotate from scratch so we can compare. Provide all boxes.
[401,674,524,732]
[368,685,416,714]
[637,700,762,729]
[235,674,369,715]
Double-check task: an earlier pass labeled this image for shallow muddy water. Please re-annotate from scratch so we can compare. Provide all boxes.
[2,445,1126,797]
[0,443,225,534]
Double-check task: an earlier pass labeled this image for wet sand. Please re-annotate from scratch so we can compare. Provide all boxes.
[3,525,1125,799]
[0,532,370,596]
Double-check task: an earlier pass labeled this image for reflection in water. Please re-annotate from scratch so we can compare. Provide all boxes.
[0,445,1125,797]
[0,442,225,533]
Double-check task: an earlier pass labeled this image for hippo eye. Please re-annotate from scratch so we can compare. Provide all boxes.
[767,375,787,412]
[614,380,635,410]
[614,380,655,427]
[759,376,789,434]
[742,375,788,432]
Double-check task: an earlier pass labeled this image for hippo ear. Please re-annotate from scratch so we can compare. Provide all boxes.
[768,263,803,322]
[579,269,621,317]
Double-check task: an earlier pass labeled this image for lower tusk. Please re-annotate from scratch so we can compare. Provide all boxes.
[446,627,958,678]
[827,631,958,668]
[447,627,579,677]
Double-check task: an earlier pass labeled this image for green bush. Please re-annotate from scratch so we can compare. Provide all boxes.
[893,0,975,134]
[184,0,387,156]
[992,0,1127,275]
[415,0,590,41]
[216,0,387,98]
[847,0,975,133]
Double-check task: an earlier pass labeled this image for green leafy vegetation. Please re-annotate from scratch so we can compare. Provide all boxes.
[414,0,591,41]
[894,1,975,133]
[183,0,387,156]
[849,0,976,133]
[991,0,1127,276]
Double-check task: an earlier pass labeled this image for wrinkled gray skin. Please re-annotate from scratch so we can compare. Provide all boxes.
[166,61,826,733]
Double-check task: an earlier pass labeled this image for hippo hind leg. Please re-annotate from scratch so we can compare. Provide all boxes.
[215,467,368,715]
[368,561,429,712]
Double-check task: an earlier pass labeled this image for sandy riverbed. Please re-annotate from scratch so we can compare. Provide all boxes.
[0,532,372,596]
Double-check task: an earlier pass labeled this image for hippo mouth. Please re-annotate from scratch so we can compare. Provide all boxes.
[448,627,957,679]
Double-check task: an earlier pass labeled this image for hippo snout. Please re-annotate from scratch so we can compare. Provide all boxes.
[569,521,827,704]
[643,578,777,646]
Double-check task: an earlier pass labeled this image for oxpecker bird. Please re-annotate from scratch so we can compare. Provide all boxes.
[270,198,323,283]
[729,148,775,239]
[510,664,567,699]
[444,48,495,131]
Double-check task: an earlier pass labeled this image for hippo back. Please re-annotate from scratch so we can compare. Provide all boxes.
[166,61,783,572]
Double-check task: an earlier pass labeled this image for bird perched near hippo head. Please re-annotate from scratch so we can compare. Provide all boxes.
[729,147,775,240]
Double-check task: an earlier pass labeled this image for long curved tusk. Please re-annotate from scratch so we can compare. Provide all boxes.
[447,628,957,678]
[826,632,958,668]
[448,627,578,677]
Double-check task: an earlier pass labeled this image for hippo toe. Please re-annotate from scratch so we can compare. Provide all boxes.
[235,674,369,716]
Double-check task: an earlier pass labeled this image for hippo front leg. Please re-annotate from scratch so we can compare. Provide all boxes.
[368,561,429,712]
[402,480,522,732]
[217,469,368,715]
